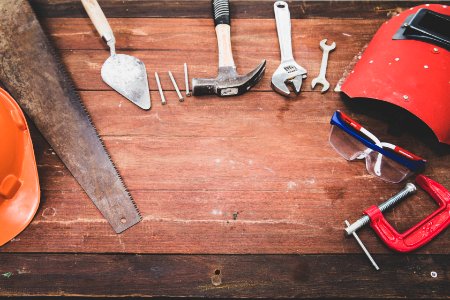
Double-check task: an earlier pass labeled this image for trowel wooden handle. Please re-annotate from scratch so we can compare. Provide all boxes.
[81,0,115,43]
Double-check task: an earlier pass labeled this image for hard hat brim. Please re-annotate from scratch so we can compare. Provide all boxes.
[0,88,40,246]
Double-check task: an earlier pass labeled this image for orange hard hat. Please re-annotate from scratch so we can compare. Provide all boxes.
[0,87,40,246]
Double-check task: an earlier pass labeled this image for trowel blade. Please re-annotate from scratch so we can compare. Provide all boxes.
[101,54,151,110]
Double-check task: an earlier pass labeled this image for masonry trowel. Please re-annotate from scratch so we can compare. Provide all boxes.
[81,0,151,110]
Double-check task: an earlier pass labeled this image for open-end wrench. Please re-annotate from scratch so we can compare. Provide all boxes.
[311,39,336,93]
[271,1,307,97]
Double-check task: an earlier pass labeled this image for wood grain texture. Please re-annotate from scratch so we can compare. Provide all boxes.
[1,3,450,299]
[1,91,448,254]
[0,253,448,298]
[30,0,430,19]
[42,18,381,93]
[0,16,448,254]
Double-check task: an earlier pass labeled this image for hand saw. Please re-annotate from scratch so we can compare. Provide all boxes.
[0,0,141,233]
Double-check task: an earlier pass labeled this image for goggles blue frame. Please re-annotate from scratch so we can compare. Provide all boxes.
[330,111,426,172]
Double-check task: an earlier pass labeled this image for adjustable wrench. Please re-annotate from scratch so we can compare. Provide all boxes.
[311,39,336,93]
[271,1,307,97]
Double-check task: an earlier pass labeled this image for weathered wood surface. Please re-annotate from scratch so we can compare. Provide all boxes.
[0,1,449,298]
[44,18,379,92]
[0,16,448,254]
[30,0,430,19]
[0,254,449,298]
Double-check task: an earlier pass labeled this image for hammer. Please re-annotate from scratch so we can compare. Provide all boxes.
[192,0,266,97]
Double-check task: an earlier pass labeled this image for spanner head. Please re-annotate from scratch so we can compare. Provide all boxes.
[311,77,330,93]
[311,39,336,93]
[319,39,336,52]
[271,59,307,97]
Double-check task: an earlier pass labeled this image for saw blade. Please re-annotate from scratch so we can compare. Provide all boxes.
[0,0,141,233]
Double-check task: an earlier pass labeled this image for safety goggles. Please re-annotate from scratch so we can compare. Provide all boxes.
[329,111,426,183]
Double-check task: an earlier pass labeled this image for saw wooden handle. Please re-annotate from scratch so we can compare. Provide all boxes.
[81,0,115,43]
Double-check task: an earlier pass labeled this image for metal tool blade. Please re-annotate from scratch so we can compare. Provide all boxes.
[102,54,151,110]
[0,0,141,233]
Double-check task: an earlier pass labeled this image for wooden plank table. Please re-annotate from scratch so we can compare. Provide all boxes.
[1,0,449,298]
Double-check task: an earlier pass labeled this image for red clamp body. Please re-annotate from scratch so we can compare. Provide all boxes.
[364,175,450,252]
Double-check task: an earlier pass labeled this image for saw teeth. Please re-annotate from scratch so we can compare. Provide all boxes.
[37,23,142,224]
[0,0,141,233]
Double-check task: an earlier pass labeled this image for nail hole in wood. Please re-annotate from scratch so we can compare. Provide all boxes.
[211,269,222,286]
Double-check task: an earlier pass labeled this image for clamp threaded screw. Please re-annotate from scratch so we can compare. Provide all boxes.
[345,183,417,235]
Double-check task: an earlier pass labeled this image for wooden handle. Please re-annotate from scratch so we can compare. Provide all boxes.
[81,0,114,42]
[215,24,235,67]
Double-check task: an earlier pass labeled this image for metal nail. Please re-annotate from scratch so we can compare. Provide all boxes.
[184,63,191,97]
[168,71,184,102]
[154,72,166,105]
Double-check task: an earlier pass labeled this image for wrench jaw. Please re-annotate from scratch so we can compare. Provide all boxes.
[271,62,307,97]
[290,77,304,94]
[311,78,330,93]
[320,39,336,52]
[271,71,291,96]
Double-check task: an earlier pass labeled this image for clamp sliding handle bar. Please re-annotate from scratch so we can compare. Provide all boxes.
[365,175,450,252]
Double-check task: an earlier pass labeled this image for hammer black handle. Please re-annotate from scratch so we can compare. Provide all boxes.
[212,0,230,26]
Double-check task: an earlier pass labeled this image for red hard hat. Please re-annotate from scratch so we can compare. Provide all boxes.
[0,88,40,246]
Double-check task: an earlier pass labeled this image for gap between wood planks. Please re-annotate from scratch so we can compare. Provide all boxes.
[0,253,448,298]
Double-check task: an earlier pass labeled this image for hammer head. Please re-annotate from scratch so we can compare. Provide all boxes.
[192,60,266,97]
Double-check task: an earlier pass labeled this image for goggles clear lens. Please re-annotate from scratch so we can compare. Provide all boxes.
[365,150,413,183]
[329,125,368,161]
[329,123,415,183]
